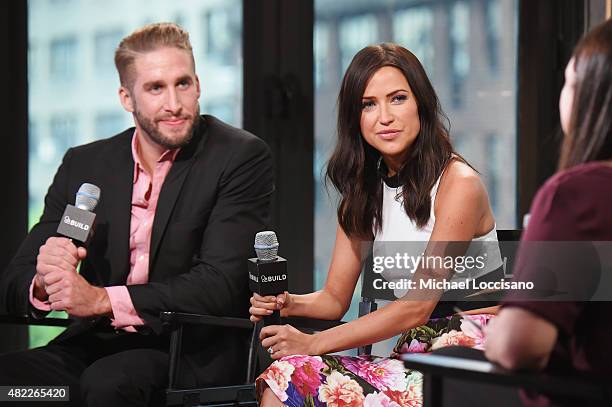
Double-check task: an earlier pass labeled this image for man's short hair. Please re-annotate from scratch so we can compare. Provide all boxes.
[114,22,195,89]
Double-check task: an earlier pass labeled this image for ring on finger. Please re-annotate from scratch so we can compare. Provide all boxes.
[267,346,274,354]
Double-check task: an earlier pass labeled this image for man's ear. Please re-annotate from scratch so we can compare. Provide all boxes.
[195,74,201,98]
[118,86,134,113]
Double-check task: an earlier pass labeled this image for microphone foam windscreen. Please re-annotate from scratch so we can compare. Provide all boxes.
[75,183,101,211]
[254,231,279,261]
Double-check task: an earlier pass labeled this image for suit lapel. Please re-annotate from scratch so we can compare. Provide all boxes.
[105,133,134,285]
[149,117,208,274]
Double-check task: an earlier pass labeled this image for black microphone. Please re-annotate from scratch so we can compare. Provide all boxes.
[248,231,287,326]
[56,183,101,245]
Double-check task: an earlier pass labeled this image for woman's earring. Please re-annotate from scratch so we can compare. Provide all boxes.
[377,156,383,174]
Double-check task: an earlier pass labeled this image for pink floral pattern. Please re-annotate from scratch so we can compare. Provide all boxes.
[384,387,422,407]
[256,313,494,406]
[364,392,401,407]
[261,360,295,402]
[342,357,406,391]
[399,339,428,354]
[319,371,365,407]
[431,330,476,350]
[459,315,487,350]
[284,355,326,397]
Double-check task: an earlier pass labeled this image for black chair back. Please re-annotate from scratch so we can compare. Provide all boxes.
[356,229,522,355]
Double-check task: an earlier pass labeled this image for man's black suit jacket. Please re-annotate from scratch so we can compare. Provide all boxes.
[0,115,274,385]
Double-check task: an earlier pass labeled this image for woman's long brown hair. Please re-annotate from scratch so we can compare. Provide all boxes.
[559,20,612,170]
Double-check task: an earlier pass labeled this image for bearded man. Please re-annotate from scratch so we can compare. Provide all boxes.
[0,22,274,406]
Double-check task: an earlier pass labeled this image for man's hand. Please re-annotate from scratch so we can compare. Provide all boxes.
[35,237,112,317]
[33,274,48,302]
[46,272,111,317]
[34,237,84,302]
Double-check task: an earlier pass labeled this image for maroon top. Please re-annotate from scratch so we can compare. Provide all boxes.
[503,162,612,405]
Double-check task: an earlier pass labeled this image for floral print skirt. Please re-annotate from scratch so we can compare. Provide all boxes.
[256,313,493,407]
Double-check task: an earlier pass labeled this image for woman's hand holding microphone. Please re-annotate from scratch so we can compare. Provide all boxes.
[249,291,290,323]
[249,291,319,359]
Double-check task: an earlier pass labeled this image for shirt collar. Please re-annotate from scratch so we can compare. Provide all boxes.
[131,130,181,184]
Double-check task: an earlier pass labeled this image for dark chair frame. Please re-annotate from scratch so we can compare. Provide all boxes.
[356,229,522,355]
[159,313,347,407]
[160,312,259,407]
[0,314,259,407]
[0,314,72,328]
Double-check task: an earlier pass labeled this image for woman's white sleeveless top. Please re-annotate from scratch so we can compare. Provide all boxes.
[373,175,503,298]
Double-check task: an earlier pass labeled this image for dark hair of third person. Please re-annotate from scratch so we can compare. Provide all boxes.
[559,19,612,170]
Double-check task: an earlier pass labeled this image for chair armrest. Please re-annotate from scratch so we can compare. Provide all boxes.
[158,312,346,331]
[282,317,345,332]
[159,311,252,330]
[0,314,72,327]
[402,353,609,401]
[160,312,256,390]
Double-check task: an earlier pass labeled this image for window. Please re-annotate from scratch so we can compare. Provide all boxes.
[204,7,241,66]
[393,7,434,74]
[314,22,330,89]
[201,6,243,125]
[50,37,78,80]
[28,41,41,83]
[484,0,501,75]
[485,134,499,211]
[453,133,470,162]
[173,14,185,29]
[338,14,378,74]
[94,30,124,75]
[450,1,470,108]
[29,114,78,222]
[95,112,126,138]
[50,115,78,158]
[204,102,234,126]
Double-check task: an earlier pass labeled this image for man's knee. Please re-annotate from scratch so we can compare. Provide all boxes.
[80,350,167,407]
[0,349,66,385]
[0,352,20,383]
[80,366,142,406]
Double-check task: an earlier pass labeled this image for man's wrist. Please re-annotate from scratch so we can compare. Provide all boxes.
[94,287,113,317]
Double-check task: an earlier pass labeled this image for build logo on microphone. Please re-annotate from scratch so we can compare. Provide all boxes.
[63,216,91,231]
[57,204,96,243]
[261,274,287,283]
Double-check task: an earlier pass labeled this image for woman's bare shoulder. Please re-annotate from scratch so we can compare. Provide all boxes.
[439,158,486,200]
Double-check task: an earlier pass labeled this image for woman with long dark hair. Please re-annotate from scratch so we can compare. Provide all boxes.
[485,19,612,406]
[252,43,503,406]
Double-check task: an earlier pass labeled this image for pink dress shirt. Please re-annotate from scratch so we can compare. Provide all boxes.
[30,131,179,331]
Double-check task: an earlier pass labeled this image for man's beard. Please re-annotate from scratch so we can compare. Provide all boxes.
[134,104,200,150]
